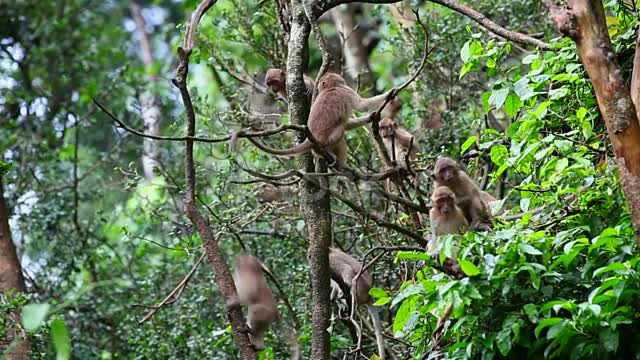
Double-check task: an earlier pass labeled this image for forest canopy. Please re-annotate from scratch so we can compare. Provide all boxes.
[2,0,640,359]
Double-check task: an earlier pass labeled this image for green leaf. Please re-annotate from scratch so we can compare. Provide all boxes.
[518,243,542,255]
[504,94,523,118]
[369,287,387,299]
[600,328,619,352]
[489,88,509,109]
[514,78,535,101]
[460,41,471,63]
[394,251,430,261]
[458,259,480,276]
[461,136,477,155]
[534,318,564,338]
[22,303,50,331]
[51,319,72,360]
[496,326,512,355]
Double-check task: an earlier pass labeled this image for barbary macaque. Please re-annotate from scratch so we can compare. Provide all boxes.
[329,247,386,360]
[433,158,492,231]
[428,186,469,257]
[250,72,395,169]
[378,117,419,168]
[233,255,279,351]
[265,68,315,102]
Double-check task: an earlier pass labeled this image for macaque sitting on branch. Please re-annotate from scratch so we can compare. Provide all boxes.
[232,255,279,351]
[378,117,419,169]
[249,72,395,169]
[329,247,386,360]
[265,68,315,103]
[428,186,468,257]
[433,157,492,231]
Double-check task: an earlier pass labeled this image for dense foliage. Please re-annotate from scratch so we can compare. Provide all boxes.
[1,0,639,359]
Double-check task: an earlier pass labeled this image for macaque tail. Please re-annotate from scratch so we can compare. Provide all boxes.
[248,137,313,157]
[367,304,386,360]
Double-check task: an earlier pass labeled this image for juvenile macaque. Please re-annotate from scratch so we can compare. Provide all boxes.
[378,117,419,168]
[233,255,279,351]
[265,68,315,102]
[433,158,492,231]
[428,186,469,256]
[250,72,395,169]
[329,247,385,360]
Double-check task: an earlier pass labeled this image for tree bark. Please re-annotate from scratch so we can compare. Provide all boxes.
[0,178,29,359]
[175,1,256,357]
[289,0,333,358]
[547,0,640,243]
[131,1,162,181]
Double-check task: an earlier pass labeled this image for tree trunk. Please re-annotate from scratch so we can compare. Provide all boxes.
[288,0,332,357]
[330,5,375,92]
[0,178,29,359]
[547,0,640,244]
[131,1,162,180]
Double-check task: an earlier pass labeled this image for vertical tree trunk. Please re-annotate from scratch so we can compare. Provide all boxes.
[131,1,162,180]
[288,0,332,357]
[547,0,640,244]
[175,1,256,357]
[0,178,29,359]
[330,5,375,92]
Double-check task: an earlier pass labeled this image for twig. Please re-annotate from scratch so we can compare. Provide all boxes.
[138,252,206,324]
[93,97,304,142]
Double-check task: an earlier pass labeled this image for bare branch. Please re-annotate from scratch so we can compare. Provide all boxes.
[312,0,552,50]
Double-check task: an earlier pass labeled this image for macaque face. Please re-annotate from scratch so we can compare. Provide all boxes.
[438,165,456,182]
[436,196,453,214]
[434,158,459,183]
[318,72,346,92]
[265,69,286,93]
[379,118,397,138]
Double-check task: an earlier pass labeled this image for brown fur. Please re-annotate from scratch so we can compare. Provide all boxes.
[379,117,419,168]
[428,186,469,256]
[433,158,492,231]
[265,68,314,101]
[381,98,402,120]
[328,247,385,360]
[234,255,279,351]
[250,72,393,168]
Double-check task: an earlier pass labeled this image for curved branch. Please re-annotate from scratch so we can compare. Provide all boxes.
[313,0,552,50]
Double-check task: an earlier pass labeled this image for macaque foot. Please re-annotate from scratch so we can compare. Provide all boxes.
[471,221,493,232]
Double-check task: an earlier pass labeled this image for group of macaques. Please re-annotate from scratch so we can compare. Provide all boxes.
[251,68,415,170]
[230,69,498,356]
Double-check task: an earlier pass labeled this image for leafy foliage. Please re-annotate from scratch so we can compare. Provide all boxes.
[2,0,640,359]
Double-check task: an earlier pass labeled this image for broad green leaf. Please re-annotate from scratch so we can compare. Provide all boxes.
[489,88,509,109]
[458,259,480,276]
[51,319,72,360]
[369,287,387,299]
[496,326,512,355]
[504,94,523,118]
[22,303,50,331]
[514,78,535,101]
[600,328,619,352]
[534,318,564,338]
